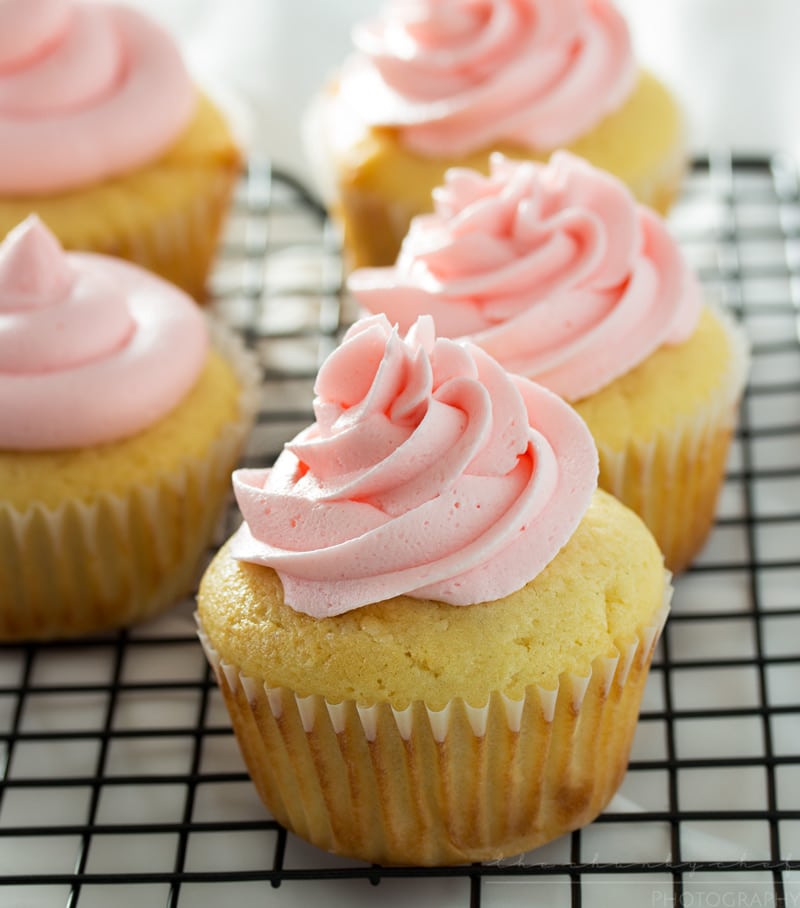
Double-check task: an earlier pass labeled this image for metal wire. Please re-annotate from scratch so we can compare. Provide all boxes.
[1,155,799,908]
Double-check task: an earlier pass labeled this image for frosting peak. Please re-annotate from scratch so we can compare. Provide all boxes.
[0,0,195,195]
[349,152,702,400]
[231,314,598,617]
[337,0,636,157]
[0,216,208,449]
[0,215,74,309]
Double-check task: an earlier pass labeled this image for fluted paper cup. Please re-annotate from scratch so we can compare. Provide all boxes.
[99,162,240,302]
[197,589,670,867]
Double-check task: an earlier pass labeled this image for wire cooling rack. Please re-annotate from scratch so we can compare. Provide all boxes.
[1,154,799,908]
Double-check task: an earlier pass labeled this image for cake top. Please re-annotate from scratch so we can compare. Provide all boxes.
[0,0,195,195]
[230,313,598,617]
[202,488,666,706]
[0,216,208,450]
[349,151,702,401]
[335,0,636,157]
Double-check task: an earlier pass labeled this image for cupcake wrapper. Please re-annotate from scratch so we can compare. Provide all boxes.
[0,322,259,642]
[95,165,239,302]
[197,585,670,866]
[594,307,750,573]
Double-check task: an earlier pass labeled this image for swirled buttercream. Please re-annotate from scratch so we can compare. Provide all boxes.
[230,313,597,616]
[0,216,208,449]
[335,0,636,157]
[349,152,702,401]
[0,0,195,195]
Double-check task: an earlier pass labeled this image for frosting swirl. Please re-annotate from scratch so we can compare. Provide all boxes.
[349,152,702,401]
[0,216,208,449]
[231,314,597,617]
[0,0,195,195]
[336,0,636,157]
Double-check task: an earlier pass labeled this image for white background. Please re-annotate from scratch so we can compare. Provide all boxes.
[124,0,800,182]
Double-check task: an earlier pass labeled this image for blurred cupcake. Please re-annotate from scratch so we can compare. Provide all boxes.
[0,217,257,641]
[308,0,685,268]
[349,152,750,572]
[197,313,669,866]
[0,0,241,301]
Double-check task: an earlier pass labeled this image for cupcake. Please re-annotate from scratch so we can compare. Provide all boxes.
[0,217,257,641]
[309,0,685,268]
[349,152,750,573]
[0,0,241,301]
[197,313,670,866]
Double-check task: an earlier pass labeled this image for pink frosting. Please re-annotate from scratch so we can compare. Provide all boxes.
[336,0,636,157]
[0,0,196,195]
[0,216,208,450]
[230,314,597,617]
[349,152,702,401]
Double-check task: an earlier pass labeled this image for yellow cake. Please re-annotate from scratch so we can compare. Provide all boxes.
[201,487,665,706]
[196,313,669,866]
[199,490,667,865]
[1,349,239,512]
[0,1,241,301]
[320,69,685,268]
[574,307,747,573]
[0,219,257,640]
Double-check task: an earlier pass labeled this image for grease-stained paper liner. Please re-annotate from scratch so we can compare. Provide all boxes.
[591,307,750,574]
[197,588,670,866]
[0,322,259,642]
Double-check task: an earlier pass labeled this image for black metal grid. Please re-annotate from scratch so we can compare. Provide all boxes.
[1,154,799,908]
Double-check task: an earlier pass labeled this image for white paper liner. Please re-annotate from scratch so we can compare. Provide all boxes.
[120,164,239,302]
[0,320,258,641]
[592,305,750,572]
[195,579,671,865]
